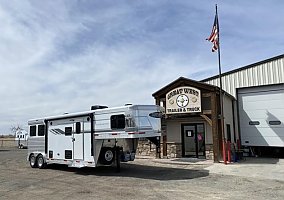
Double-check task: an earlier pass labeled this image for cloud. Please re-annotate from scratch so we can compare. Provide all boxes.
[0,0,283,134]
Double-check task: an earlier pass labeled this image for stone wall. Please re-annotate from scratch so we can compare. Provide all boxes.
[137,140,214,160]
[162,143,182,158]
[205,144,214,160]
[136,140,157,157]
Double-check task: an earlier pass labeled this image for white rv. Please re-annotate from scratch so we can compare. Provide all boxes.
[27,105,162,170]
[15,130,28,149]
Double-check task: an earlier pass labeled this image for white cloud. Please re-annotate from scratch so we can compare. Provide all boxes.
[0,0,283,134]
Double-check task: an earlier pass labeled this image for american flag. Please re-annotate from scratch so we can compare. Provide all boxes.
[206,15,219,52]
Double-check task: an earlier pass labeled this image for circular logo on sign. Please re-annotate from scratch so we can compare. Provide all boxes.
[176,94,189,108]
[191,96,197,103]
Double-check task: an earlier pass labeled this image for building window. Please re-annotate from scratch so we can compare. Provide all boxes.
[38,125,45,136]
[111,114,125,129]
[65,127,72,136]
[249,121,260,125]
[269,121,281,125]
[30,126,36,136]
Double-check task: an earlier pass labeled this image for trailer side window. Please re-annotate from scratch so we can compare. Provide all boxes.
[30,126,36,136]
[111,114,125,129]
[75,122,81,134]
[269,121,281,125]
[65,127,72,136]
[38,125,45,136]
[249,121,260,125]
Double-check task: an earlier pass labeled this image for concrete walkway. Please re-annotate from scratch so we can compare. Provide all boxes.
[140,156,284,182]
[205,157,284,181]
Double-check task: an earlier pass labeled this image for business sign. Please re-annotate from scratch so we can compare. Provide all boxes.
[166,86,201,114]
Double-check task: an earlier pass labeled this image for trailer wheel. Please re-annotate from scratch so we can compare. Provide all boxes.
[37,154,46,169]
[29,154,37,168]
[99,147,114,165]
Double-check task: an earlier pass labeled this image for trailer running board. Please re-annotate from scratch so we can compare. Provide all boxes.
[94,131,160,139]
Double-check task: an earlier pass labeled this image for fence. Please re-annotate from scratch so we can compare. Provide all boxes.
[0,139,16,147]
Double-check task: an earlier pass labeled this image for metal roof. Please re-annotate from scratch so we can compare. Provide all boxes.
[201,54,284,82]
[201,54,284,97]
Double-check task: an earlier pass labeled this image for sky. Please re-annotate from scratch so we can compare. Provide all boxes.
[0,0,283,134]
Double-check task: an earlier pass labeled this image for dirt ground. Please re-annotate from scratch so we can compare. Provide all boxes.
[0,147,283,200]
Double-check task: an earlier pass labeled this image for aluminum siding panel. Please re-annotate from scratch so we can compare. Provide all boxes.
[204,57,284,98]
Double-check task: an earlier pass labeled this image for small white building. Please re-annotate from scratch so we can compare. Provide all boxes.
[15,130,28,148]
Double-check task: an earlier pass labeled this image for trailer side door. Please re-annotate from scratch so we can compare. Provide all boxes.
[73,121,84,160]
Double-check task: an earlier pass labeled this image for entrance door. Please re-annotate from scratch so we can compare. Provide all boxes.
[73,122,84,160]
[181,123,205,158]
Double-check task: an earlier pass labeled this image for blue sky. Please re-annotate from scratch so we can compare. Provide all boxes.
[0,0,283,134]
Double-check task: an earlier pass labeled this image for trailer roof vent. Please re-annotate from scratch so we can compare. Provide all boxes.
[91,105,108,110]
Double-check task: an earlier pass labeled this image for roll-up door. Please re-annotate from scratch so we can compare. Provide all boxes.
[238,84,284,147]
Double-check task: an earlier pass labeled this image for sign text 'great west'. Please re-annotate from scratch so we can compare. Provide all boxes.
[166,86,201,114]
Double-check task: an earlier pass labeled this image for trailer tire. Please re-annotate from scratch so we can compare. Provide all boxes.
[37,154,46,169]
[99,147,114,165]
[29,154,37,168]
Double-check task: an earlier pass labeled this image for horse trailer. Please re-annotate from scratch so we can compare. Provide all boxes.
[27,105,163,170]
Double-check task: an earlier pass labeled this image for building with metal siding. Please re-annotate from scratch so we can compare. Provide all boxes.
[202,54,284,97]
[201,54,284,156]
[152,54,284,161]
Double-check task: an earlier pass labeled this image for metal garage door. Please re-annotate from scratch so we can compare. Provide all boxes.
[238,84,284,147]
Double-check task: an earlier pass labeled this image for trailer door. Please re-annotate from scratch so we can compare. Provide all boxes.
[73,121,84,160]
[48,122,73,160]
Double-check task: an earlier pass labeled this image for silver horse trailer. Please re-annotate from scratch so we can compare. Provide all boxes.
[27,105,162,170]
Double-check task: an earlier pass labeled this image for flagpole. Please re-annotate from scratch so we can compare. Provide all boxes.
[215,4,227,164]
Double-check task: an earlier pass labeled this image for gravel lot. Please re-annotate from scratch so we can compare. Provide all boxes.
[0,148,283,200]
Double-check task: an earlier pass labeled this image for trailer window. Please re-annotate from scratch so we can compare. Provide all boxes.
[30,126,36,136]
[38,125,45,136]
[111,114,125,129]
[65,127,72,136]
[75,122,81,134]
[269,121,281,125]
[249,121,260,125]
